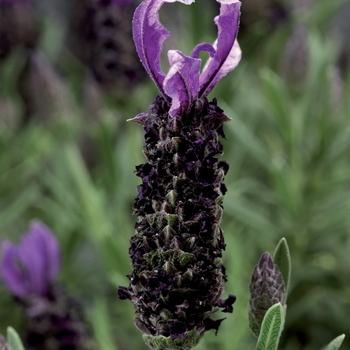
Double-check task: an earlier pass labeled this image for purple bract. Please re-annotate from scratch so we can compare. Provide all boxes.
[1,221,60,298]
[133,0,241,117]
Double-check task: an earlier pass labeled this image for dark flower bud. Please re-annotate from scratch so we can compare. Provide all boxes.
[67,0,145,89]
[17,49,73,124]
[0,0,38,60]
[248,252,285,337]
[280,25,308,89]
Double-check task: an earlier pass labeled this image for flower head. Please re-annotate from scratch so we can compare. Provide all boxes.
[1,221,60,298]
[133,0,241,116]
[119,1,241,348]
[248,252,285,337]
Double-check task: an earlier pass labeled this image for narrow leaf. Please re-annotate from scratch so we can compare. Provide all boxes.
[88,299,119,350]
[6,327,25,350]
[259,68,291,144]
[273,238,291,302]
[321,334,346,350]
[256,303,284,350]
[222,104,270,169]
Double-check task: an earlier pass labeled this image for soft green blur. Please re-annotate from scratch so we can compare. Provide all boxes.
[0,0,349,349]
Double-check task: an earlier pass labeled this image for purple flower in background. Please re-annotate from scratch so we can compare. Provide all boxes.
[119,1,241,349]
[1,222,95,350]
[1,221,60,298]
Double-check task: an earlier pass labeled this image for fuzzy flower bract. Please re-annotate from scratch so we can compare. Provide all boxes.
[133,0,241,116]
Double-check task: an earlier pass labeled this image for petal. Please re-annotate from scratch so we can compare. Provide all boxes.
[30,221,60,282]
[17,221,60,296]
[199,1,241,97]
[216,0,239,3]
[1,242,28,297]
[132,0,194,97]
[163,50,201,117]
[201,40,241,96]
[18,230,47,295]
[191,42,216,59]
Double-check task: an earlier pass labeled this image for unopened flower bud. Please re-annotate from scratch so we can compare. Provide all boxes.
[248,252,285,337]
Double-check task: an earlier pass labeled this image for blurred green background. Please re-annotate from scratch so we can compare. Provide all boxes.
[0,0,349,349]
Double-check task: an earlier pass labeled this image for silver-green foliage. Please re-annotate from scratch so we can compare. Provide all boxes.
[321,334,346,350]
[6,327,25,350]
[273,238,291,302]
[255,303,284,350]
[143,330,201,350]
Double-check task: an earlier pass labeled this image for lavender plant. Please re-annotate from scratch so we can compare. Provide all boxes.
[248,238,345,350]
[118,0,241,349]
[0,222,95,350]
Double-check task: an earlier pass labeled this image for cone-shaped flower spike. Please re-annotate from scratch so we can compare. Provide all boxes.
[118,1,241,349]
[248,252,285,337]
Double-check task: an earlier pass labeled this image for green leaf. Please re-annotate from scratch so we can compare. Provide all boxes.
[255,303,284,350]
[321,334,346,350]
[6,327,25,350]
[221,104,270,170]
[88,299,118,350]
[259,68,291,145]
[273,238,291,302]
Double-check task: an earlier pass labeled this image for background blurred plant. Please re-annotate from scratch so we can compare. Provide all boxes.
[0,0,349,349]
[1,222,95,350]
[66,0,146,91]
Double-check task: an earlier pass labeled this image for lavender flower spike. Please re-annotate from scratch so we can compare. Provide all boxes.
[1,221,60,298]
[119,1,241,349]
[133,0,241,116]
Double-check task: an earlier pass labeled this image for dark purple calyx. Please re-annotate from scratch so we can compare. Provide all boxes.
[119,95,235,343]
